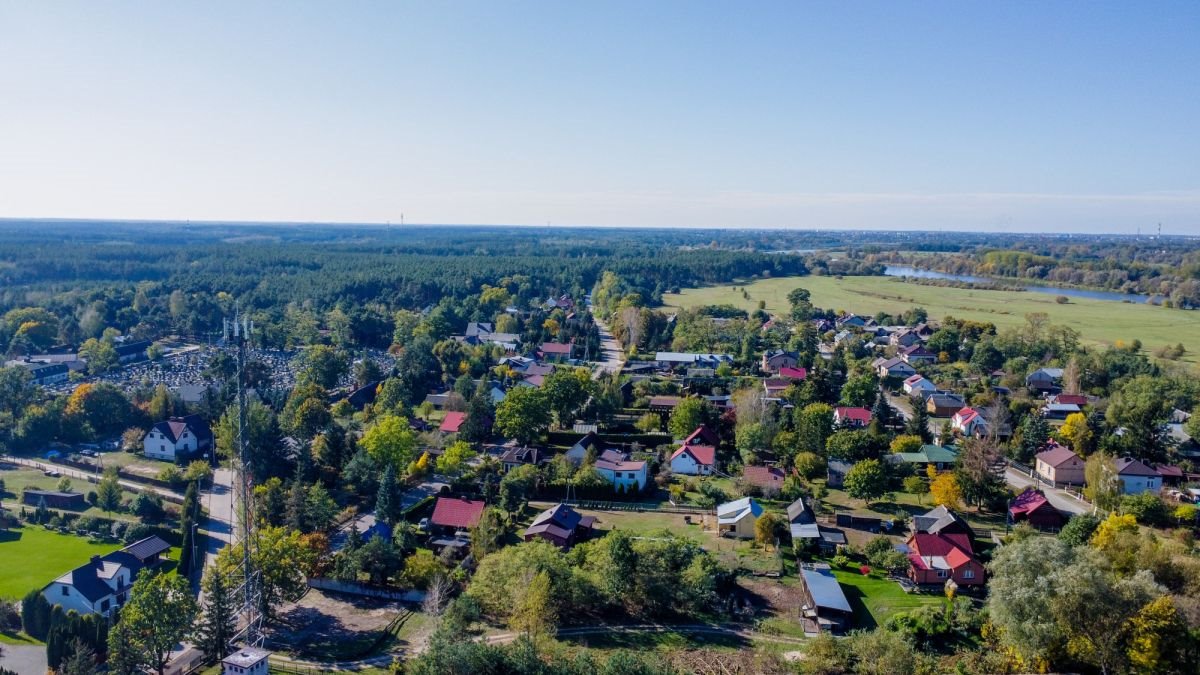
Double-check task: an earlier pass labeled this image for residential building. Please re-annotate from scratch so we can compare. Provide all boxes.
[439,411,468,434]
[499,446,547,473]
[899,344,936,365]
[42,536,169,617]
[540,342,573,362]
[778,366,808,381]
[798,565,853,635]
[1041,402,1082,420]
[429,497,487,532]
[873,357,917,379]
[594,449,648,492]
[1051,393,1088,407]
[742,465,786,495]
[761,349,799,373]
[951,407,988,437]
[889,329,922,348]
[143,414,213,462]
[885,444,958,472]
[523,503,596,549]
[716,497,763,539]
[902,374,936,396]
[906,506,985,587]
[649,396,682,412]
[1035,444,1086,486]
[670,443,716,476]
[833,407,871,428]
[654,352,733,370]
[763,377,791,398]
[1008,488,1064,530]
[565,431,602,465]
[1026,367,1065,392]
[925,391,966,417]
[1116,457,1162,495]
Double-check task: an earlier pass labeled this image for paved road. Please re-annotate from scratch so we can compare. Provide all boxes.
[590,314,625,379]
[0,644,47,675]
[202,467,236,567]
[1005,466,1091,515]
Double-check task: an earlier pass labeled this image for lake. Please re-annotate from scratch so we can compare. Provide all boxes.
[883,266,1153,304]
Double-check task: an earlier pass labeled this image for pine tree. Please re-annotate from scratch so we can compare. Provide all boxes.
[196,570,236,661]
[376,464,400,524]
[286,465,308,532]
[905,396,932,443]
[178,481,198,578]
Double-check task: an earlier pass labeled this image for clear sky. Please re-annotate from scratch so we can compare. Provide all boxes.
[1,1,1198,233]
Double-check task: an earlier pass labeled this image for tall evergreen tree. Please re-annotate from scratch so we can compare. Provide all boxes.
[178,481,199,577]
[375,464,401,525]
[905,396,932,443]
[196,570,236,661]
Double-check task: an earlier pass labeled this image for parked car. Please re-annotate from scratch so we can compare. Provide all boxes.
[418,517,430,532]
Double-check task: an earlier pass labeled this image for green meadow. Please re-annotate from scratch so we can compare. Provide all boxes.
[661,275,1200,364]
[0,526,120,600]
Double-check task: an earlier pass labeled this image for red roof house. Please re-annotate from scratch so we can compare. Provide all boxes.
[683,424,721,447]
[439,411,467,433]
[833,407,872,428]
[906,506,985,587]
[430,497,486,530]
[1008,488,1064,529]
[1053,394,1088,406]
[778,366,808,381]
[742,466,786,493]
[540,342,573,360]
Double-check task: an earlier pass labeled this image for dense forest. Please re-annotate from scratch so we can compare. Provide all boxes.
[0,221,816,349]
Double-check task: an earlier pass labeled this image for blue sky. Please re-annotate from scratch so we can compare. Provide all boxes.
[1,2,1197,233]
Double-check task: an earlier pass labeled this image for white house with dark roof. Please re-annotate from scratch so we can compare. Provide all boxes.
[41,536,169,617]
[143,414,213,462]
[1116,457,1162,495]
[594,449,648,491]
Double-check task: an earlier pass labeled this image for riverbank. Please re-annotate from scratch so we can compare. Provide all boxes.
[660,275,1200,364]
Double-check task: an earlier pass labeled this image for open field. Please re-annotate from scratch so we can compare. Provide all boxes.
[662,275,1200,363]
[0,465,142,521]
[267,589,418,662]
[0,525,120,599]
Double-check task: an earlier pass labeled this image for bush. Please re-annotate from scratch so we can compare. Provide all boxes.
[793,451,826,480]
[831,553,851,569]
[0,599,20,632]
[157,465,184,488]
[1059,513,1100,546]
[1121,492,1171,527]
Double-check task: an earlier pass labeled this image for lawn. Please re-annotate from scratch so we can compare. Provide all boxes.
[0,466,142,522]
[828,565,948,629]
[0,525,121,600]
[563,506,783,573]
[661,274,1200,363]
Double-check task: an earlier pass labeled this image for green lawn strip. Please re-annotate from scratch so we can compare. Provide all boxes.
[662,275,1200,364]
[0,630,44,645]
[0,525,121,599]
[827,566,946,630]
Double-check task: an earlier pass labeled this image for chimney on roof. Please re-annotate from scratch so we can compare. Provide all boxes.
[90,555,102,567]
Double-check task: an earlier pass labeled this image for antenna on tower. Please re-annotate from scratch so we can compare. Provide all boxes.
[227,304,265,649]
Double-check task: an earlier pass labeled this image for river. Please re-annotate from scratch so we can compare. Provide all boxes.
[883,266,1153,304]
